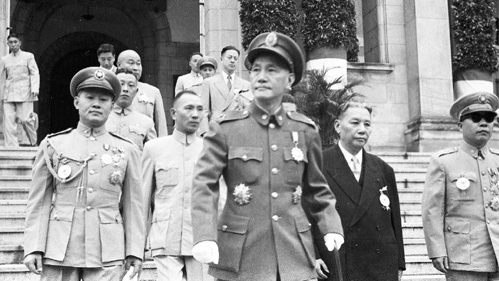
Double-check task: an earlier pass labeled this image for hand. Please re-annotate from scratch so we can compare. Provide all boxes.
[431,256,448,273]
[324,233,344,251]
[124,256,143,279]
[24,253,43,274]
[32,92,38,97]
[398,269,403,281]
[192,241,219,264]
[315,258,329,279]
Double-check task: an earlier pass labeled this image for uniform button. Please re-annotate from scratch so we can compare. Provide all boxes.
[269,123,276,129]
[271,144,278,151]
[484,188,487,192]
[86,206,92,211]
[486,204,489,208]
[376,225,381,231]
[278,116,283,121]
[487,220,491,224]
[242,155,248,161]
[262,114,268,120]
[376,249,380,254]
[271,192,278,198]
[222,225,228,231]
[471,149,475,153]
[482,171,486,176]
[447,226,451,231]
[272,215,279,221]
[355,244,358,247]
[88,188,94,193]
[84,130,89,134]
[271,168,278,174]
[53,214,58,220]
[243,110,248,115]
[89,137,96,141]
[89,170,96,175]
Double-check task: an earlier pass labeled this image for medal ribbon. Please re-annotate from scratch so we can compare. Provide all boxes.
[43,140,95,183]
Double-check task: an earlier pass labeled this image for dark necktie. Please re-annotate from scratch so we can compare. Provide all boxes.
[478,150,485,160]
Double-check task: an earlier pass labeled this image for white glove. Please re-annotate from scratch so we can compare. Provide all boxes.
[324,233,344,251]
[192,241,219,264]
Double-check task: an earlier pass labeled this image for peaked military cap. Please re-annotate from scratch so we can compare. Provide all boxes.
[197,56,218,70]
[450,92,499,120]
[70,67,121,101]
[244,31,305,86]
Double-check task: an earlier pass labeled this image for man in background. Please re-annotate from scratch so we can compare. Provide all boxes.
[175,52,203,95]
[97,43,117,73]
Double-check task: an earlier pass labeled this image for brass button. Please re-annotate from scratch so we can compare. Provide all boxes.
[243,110,248,115]
[271,192,278,198]
[86,206,92,211]
[262,114,268,120]
[53,214,58,220]
[222,225,228,231]
[447,226,451,231]
[271,168,278,174]
[487,220,491,224]
[278,116,283,121]
[242,155,248,161]
[484,188,487,192]
[272,215,279,221]
[269,123,275,129]
[89,170,96,175]
[271,145,278,151]
[482,171,486,176]
[88,188,94,193]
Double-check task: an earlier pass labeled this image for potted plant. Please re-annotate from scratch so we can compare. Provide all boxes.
[301,0,359,88]
[239,0,300,50]
[451,0,498,98]
[291,68,363,145]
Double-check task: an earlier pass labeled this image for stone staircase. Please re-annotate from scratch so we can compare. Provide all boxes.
[0,148,442,280]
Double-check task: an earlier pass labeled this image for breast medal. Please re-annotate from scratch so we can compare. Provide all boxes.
[233,183,252,205]
[456,176,470,190]
[379,186,390,211]
[101,154,113,166]
[291,131,304,162]
[57,165,72,180]
[292,185,302,204]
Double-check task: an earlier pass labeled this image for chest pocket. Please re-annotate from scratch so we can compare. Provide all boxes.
[283,146,308,185]
[155,160,179,197]
[228,147,263,184]
[449,172,477,201]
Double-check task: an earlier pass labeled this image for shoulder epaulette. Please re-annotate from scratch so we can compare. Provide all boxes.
[109,131,134,144]
[216,110,249,124]
[490,148,499,155]
[286,111,317,129]
[437,147,458,157]
[47,128,73,138]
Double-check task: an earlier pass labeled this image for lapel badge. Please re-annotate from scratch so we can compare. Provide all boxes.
[292,185,302,204]
[456,176,470,191]
[101,154,113,166]
[379,186,390,211]
[137,92,149,103]
[109,168,123,185]
[291,131,304,162]
[233,183,252,205]
[103,143,110,151]
[57,164,72,180]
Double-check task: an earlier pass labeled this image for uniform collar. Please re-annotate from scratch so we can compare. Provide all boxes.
[460,140,488,159]
[172,129,197,145]
[112,104,132,116]
[249,101,285,127]
[77,122,107,138]
[190,70,201,78]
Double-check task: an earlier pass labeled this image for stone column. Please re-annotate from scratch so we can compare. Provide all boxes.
[0,1,9,144]
[202,0,248,79]
[403,0,456,152]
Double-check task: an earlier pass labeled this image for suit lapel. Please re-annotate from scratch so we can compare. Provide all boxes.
[349,151,382,227]
[213,74,230,101]
[326,146,362,205]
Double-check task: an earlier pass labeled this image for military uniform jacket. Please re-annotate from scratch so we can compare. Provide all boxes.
[315,145,405,281]
[106,105,157,151]
[1,50,40,102]
[191,101,343,281]
[422,141,499,272]
[175,71,203,95]
[132,81,168,137]
[199,72,251,135]
[24,122,145,267]
[142,129,203,256]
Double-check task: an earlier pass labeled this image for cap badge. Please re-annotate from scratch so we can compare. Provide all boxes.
[265,32,278,47]
[479,94,487,103]
[94,69,105,81]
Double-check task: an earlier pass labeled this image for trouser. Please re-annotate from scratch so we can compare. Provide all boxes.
[3,101,37,147]
[446,270,499,281]
[154,255,212,281]
[40,264,123,281]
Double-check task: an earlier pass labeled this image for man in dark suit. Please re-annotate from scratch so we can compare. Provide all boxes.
[315,102,405,281]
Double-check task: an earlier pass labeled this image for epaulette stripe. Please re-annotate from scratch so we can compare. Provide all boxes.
[437,147,458,157]
[490,148,499,155]
[217,111,249,123]
[287,111,316,128]
[109,131,134,144]
[47,128,73,138]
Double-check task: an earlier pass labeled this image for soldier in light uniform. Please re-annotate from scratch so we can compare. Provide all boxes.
[117,49,168,137]
[106,68,156,151]
[142,90,212,281]
[175,52,204,95]
[191,32,344,281]
[23,67,144,281]
[423,92,499,281]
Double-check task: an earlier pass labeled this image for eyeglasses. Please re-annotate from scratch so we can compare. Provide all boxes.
[460,112,497,123]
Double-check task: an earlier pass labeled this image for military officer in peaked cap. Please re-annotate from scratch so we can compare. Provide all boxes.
[423,92,499,280]
[23,67,145,280]
[191,31,344,281]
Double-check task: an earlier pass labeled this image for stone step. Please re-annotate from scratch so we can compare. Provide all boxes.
[400,210,423,224]
[396,179,425,189]
[404,238,428,256]
[398,188,423,202]
[0,227,24,245]
[402,275,445,281]
[377,152,432,162]
[0,245,24,264]
[400,199,424,212]
[404,255,444,276]
[0,200,27,213]
[402,223,423,239]
[0,262,158,281]
[0,176,31,187]
[0,164,32,177]
[0,213,26,228]
[0,187,29,200]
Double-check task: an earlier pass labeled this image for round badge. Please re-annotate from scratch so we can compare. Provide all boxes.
[57,165,72,179]
[291,147,304,162]
[456,177,470,190]
[380,194,390,207]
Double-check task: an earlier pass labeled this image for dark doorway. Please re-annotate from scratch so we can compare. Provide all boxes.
[48,49,98,135]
